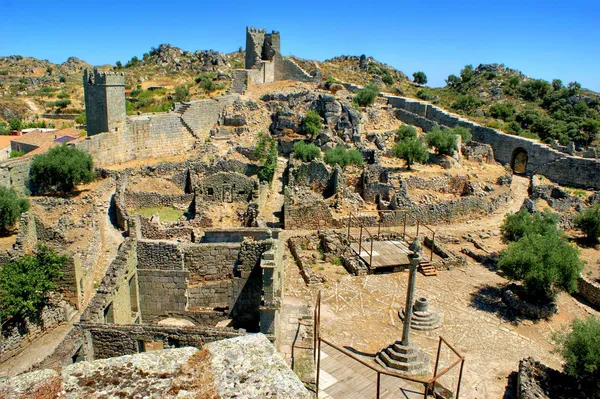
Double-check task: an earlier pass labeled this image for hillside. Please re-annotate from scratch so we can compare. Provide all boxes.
[1,46,599,148]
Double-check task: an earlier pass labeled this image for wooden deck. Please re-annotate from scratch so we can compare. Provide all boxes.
[319,343,427,398]
[350,240,411,269]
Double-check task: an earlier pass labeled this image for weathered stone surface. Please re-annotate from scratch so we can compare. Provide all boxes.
[207,334,311,399]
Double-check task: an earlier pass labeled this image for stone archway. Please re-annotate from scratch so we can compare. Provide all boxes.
[511,147,528,174]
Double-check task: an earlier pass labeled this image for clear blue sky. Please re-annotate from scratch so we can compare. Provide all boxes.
[2,0,599,91]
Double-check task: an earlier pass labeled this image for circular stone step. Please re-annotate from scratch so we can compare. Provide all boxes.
[399,297,443,330]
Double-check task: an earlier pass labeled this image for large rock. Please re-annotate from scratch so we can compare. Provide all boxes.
[207,334,311,399]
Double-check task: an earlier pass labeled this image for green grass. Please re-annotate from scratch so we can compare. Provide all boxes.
[134,206,185,222]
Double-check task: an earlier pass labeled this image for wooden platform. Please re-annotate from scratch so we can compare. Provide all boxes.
[319,343,426,398]
[350,240,411,270]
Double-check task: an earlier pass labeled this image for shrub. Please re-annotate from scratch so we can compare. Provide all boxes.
[0,245,66,325]
[498,229,582,302]
[56,92,70,99]
[395,125,418,142]
[115,61,122,68]
[453,126,472,144]
[353,83,379,107]
[460,65,475,82]
[416,89,434,101]
[501,211,559,244]
[254,132,278,183]
[74,113,86,125]
[125,56,140,68]
[0,187,29,233]
[574,204,600,243]
[381,72,394,85]
[173,85,189,102]
[412,71,427,85]
[29,145,94,193]
[302,110,322,136]
[451,95,481,114]
[9,150,24,158]
[324,146,364,169]
[555,316,600,393]
[391,138,429,170]
[489,103,516,121]
[58,76,66,83]
[426,126,457,156]
[446,74,461,88]
[47,99,71,109]
[8,119,22,131]
[293,141,321,162]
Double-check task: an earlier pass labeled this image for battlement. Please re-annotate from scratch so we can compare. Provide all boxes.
[247,26,266,33]
[83,68,126,86]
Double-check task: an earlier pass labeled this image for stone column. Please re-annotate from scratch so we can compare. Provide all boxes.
[401,238,423,346]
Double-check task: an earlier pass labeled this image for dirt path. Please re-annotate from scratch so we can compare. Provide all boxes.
[259,157,287,228]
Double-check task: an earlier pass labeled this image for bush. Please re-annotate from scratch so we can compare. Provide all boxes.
[395,125,418,142]
[391,138,429,170]
[125,56,140,68]
[446,74,461,88]
[555,316,600,394]
[324,146,364,169]
[174,85,189,102]
[353,83,379,107]
[293,141,321,162]
[0,187,29,233]
[498,229,582,302]
[47,99,71,109]
[56,92,70,99]
[8,119,22,131]
[453,126,472,144]
[58,76,66,83]
[254,132,278,183]
[381,72,394,85]
[412,71,427,85]
[416,89,434,101]
[9,150,24,158]
[574,204,600,243]
[501,211,559,244]
[74,113,86,125]
[451,95,481,114]
[489,103,516,121]
[0,245,66,325]
[115,61,122,69]
[302,110,322,136]
[29,145,94,193]
[426,126,458,156]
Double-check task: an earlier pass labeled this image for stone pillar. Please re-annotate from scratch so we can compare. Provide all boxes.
[401,238,423,345]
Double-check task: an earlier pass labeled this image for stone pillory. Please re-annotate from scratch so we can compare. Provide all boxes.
[83,68,126,136]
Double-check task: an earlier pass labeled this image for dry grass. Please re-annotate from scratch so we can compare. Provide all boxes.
[168,348,218,399]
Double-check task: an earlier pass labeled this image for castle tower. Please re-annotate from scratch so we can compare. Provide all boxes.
[245,27,266,69]
[83,69,126,136]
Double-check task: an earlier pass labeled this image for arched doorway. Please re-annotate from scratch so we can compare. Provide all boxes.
[511,147,528,174]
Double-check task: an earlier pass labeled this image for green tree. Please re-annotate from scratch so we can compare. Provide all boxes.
[555,316,600,394]
[353,83,379,107]
[8,119,22,131]
[451,95,481,114]
[0,187,29,234]
[74,113,86,125]
[254,132,278,183]
[460,65,475,82]
[446,74,461,88]
[302,110,322,136]
[489,103,516,121]
[574,204,600,243]
[501,211,560,244]
[453,126,472,144]
[293,141,321,162]
[29,145,94,194]
[395,125,418,142]
[426,126,458,156]
[115,61,122,69]
[324,146,364,169]
[391,138,429,170]
[412,71,427,85]
[0,245,67,326]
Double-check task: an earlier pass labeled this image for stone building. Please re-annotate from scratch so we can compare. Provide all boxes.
[83,69,126,136]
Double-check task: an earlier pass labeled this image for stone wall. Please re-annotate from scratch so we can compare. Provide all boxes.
[79,323,244,360]
[382,94,600,189]
[281,58,314,82]
[202,227,275,243]
[137,240,183,270]
[138,269,188,322]
[197,171,256,202]
[179,96,239,140]
[577,277,600,308]
[124,191,193,210]
[284,187,333,229]
[288,237,326,285]
[183,243,240,282]
[188,280,231,308]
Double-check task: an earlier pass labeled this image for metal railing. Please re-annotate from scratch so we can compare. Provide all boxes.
[313,291,465,399]
[346,210,436,263]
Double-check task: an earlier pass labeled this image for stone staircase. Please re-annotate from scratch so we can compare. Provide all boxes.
[375,341,430,375]
[399,298,442,331]
[172,102,200,139]
[418,261,437,276]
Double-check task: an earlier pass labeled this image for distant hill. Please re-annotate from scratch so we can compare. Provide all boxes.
[1,46,598,147]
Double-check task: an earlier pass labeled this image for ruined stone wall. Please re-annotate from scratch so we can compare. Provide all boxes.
[124,190,194,210]
[80,239,139,325]
[79,323,244,360]
[136,240,183,270]
[281,59,313,82]
[577,277,600,307]
[202,227,274,243]
[83,69,126,136]
[183,243,240,282]
[197,171,256,202]
[0,157,31,191]
[284,188,333,230]
[188,280,231,308]
[138,269,188,322]
[138,216,194,241]
[383,94,600,189]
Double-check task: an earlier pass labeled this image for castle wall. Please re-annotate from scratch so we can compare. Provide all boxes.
[382,94,600,189]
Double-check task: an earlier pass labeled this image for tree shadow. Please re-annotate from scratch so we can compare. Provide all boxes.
[469,284,526,325]
[502,371,518,399]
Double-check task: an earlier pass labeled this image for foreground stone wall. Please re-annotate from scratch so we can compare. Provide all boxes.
[577,277,600,308]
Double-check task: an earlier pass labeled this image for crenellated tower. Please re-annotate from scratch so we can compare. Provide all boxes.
[83,68,126,136]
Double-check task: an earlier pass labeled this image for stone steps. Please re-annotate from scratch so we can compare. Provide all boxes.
[375,342,430,375]
[419,261,437,276]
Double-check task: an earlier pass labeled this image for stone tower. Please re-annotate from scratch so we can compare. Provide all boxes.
[245,27,281,69]
[83,69,126,136]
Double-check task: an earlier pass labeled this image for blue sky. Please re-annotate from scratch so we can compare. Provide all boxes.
[2,0,599,91]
